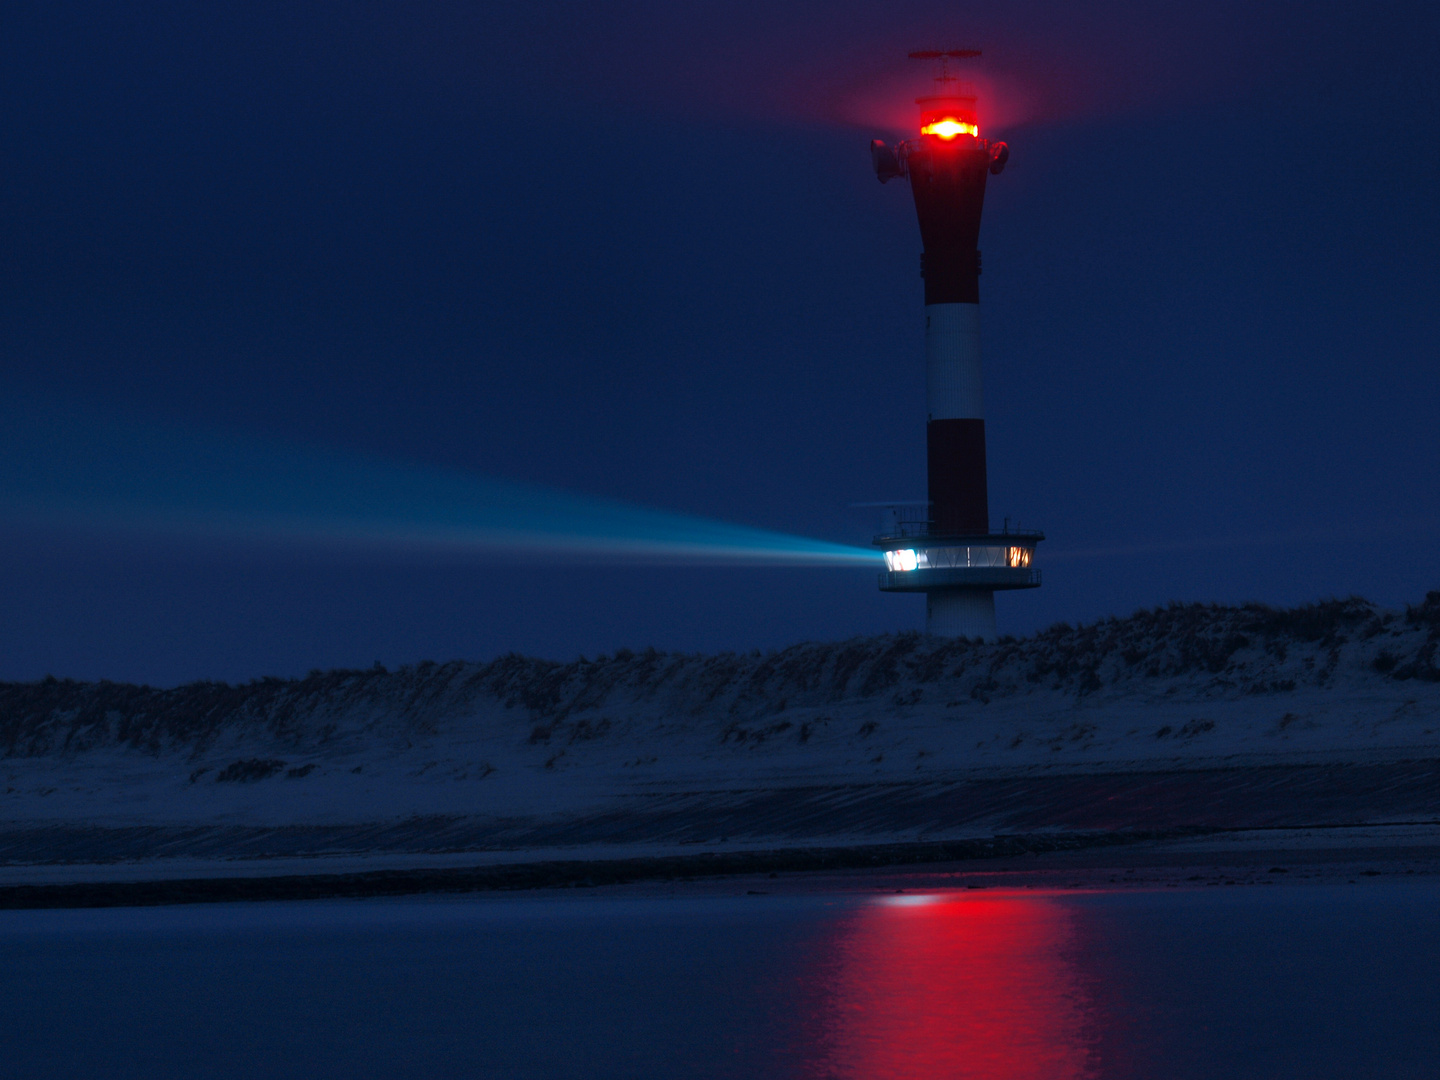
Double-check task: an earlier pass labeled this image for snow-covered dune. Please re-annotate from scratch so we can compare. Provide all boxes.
[3,594,1438,834]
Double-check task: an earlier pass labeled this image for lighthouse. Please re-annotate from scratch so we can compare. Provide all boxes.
[870,50,1042,639]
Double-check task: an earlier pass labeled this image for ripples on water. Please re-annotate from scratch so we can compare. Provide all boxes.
[2,883,1437,1078]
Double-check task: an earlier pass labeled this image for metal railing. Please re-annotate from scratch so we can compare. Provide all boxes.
[873,521,1046,545]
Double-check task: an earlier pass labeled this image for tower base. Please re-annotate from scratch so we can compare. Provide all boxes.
[926,589,996,639]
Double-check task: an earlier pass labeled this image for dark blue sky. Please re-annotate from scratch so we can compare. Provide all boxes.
[2,1,1437,684]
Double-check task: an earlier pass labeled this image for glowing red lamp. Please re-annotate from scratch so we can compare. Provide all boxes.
[920,117,979,140]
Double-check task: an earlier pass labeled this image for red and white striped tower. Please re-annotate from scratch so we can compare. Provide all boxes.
[870,50,1042,639]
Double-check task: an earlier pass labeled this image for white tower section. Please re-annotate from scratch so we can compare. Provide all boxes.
[926,302,984,421]
[927,589,996,638]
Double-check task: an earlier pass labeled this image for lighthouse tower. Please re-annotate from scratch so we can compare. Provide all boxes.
[870,50,1042,639]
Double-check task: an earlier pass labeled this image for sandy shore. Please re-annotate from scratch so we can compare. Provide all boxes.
[3,755,1438,905]
[2,820,1436,909]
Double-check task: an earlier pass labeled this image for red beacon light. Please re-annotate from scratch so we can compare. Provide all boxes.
[921,117,979,140]
[870,50,1008,182]
[912,49,981,140]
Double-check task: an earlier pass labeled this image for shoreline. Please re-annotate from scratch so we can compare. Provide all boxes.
[3,821,1438,910]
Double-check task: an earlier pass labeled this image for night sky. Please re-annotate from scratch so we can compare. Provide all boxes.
[2,1,1436,685]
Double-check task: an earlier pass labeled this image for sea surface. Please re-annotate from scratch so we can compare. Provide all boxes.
[1,881,1436,1078]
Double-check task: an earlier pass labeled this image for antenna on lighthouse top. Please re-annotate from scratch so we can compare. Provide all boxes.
[908,48,981,86]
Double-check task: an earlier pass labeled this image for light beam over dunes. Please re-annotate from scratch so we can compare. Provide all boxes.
[0,396,879,567]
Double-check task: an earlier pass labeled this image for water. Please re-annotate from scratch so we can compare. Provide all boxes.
[2,883,1437,1079]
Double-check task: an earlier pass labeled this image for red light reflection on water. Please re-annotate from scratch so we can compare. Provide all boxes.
[803,892,1095,1080]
